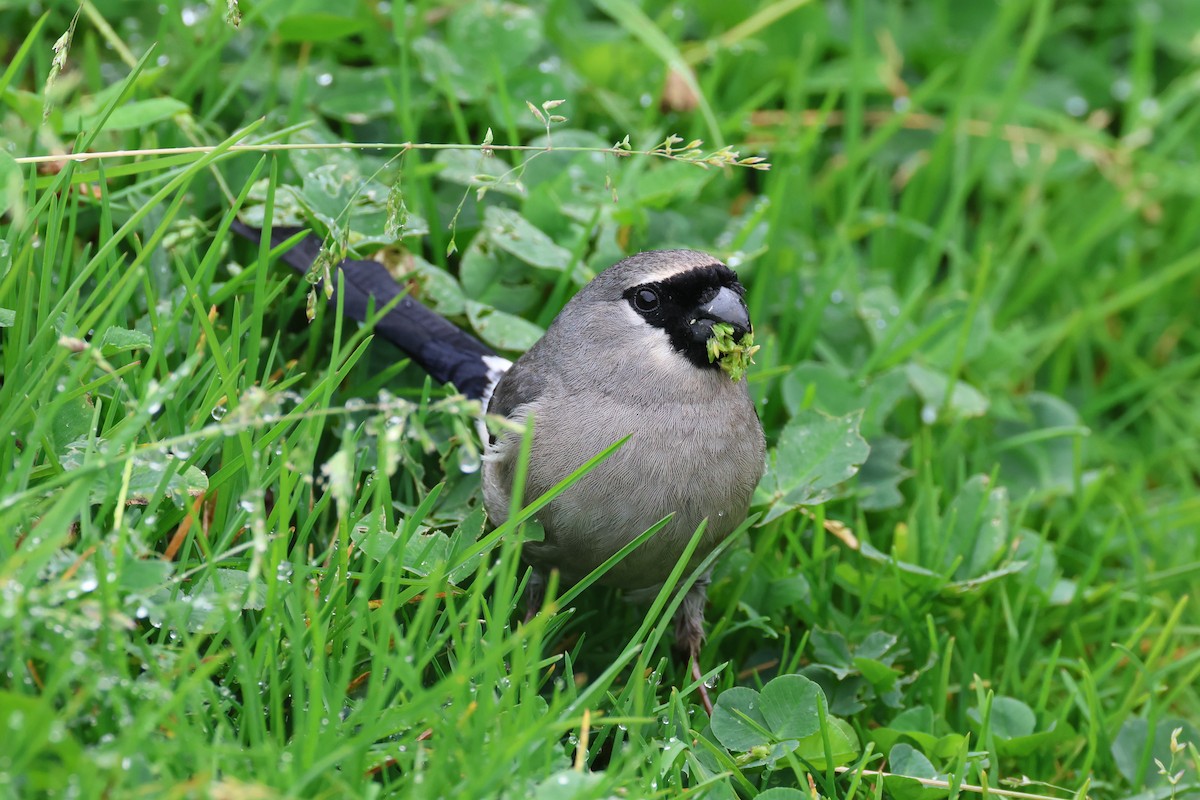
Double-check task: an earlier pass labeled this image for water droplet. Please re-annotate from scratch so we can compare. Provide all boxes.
[458,447,481,474]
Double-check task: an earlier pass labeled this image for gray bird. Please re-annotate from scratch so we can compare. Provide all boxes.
[482,250,765,712]
[232,224,764,712]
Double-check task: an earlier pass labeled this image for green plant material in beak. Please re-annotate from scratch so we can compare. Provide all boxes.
[706,322,759,382]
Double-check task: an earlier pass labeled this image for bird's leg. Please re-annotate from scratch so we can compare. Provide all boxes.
[673,574,714,716]
[523,568,547,623]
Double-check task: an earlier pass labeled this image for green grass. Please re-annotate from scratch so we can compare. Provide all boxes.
[2,0,1200,797]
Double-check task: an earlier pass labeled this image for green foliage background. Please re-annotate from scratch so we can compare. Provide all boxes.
[1,0,1199,797]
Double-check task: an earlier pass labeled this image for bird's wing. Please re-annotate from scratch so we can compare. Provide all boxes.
[484,355,547,434]
[231,221,501,401]
[478,352,550,524]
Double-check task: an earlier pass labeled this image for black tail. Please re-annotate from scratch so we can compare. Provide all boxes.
[231,221,499,400]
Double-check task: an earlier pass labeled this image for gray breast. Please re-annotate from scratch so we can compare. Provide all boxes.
[482,383,765,592]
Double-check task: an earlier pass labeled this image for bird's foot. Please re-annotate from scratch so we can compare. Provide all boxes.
[674,577,714,715]
[523,569,546,624]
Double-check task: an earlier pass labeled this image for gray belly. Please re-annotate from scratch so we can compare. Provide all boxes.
[484,392,765,592]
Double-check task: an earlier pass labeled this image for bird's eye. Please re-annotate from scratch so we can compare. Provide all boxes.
[633,288,660,312]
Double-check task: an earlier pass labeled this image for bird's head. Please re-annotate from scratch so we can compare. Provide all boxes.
[560,250,757,383]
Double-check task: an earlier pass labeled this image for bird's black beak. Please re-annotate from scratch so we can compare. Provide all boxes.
[689,286,751,344]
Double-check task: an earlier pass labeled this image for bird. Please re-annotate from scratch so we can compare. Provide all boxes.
[232,222,766,713]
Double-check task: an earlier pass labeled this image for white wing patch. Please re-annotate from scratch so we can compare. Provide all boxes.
[476,354,513,445]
